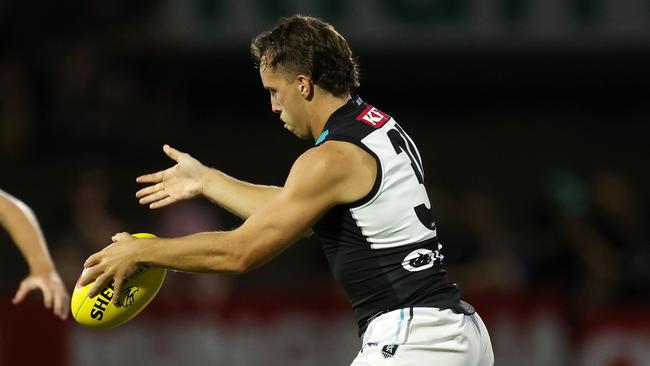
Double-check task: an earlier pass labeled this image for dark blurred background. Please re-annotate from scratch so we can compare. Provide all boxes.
[1,1,649,365]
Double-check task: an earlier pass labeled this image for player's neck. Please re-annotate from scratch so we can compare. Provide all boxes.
[309,90,351,141]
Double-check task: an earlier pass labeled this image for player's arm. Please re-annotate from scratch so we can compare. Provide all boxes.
[198,164,281,220]
[81,141,376,302]
[0,189,69,319]
[136,144,280,219]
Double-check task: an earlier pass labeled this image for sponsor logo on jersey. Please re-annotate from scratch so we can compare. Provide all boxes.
[356,105,390,128]
[402,246,443,272]
[381,344,399,358]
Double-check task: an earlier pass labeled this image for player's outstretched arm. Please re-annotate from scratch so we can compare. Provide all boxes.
[136,144,281,219]
[0,189,69,320]
[80,141,376,300]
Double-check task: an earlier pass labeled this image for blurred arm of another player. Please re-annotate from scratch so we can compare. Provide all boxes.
[136,144,281,219]
[0,189,69,320]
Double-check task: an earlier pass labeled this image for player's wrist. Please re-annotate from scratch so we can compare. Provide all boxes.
[195,164,215,197]
[134,236,164,267]
[199,165,226,200]
[27,256,56,276]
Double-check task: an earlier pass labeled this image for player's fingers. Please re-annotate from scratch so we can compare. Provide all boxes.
[12,281,30,304]
[79,265,102,286]
[163,144,184,161]
[87,274,112,298]
[138,190,169,205]
[83,253,101,269]
[54,287,69,320]
[112,277,124,305]
[111,232,131,242]
[136,171,164,184]
[149,196,176,209]
[38,282,53,309]
[135,182,165,198]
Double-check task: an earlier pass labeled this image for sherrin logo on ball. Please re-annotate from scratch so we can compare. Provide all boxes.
[71,233,167,329]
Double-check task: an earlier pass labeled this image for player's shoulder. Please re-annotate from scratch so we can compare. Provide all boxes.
[288,141,374,204]
[290,141,369,184]
[296,141,354,173]
[316,139,371,163]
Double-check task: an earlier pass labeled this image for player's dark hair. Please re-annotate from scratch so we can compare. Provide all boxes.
[251,15,360,97]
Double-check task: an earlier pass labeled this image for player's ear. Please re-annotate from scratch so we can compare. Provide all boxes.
[296,75,311,98]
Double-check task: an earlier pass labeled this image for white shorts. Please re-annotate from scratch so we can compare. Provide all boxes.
[351,307,494,366]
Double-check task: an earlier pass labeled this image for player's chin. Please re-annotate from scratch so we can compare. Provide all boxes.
[282,122,307,139]
[283,123,297,135]
[291,129,310,140]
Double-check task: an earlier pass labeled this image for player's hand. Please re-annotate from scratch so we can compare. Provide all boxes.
[136,144,206,209]
[80,232,144,305]
[13,270,70,320]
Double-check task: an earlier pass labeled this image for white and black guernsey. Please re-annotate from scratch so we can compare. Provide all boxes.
[312,96,470,336]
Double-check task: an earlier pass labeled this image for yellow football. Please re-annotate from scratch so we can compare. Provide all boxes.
[71,233,167,329]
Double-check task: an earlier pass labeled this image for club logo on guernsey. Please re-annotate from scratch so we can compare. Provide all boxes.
[381,344,399,358]
[402,245,443,272]
[356,105,390,128]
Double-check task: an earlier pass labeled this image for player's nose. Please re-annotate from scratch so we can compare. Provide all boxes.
[271,98,282,114]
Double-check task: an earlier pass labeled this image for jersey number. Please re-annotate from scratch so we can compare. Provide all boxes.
[387,126,436,231]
